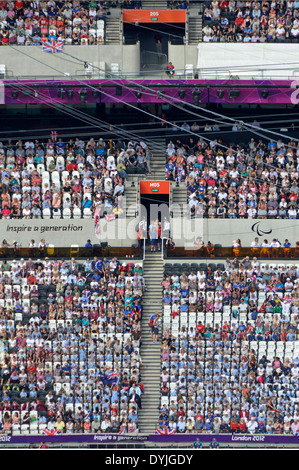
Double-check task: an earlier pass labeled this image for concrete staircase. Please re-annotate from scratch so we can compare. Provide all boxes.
[124,179,139,218]
[170,180,187,217]
[141,0,168,8]
[138,251,164,434]
[170,181,188,245]
[188,14,202,44]
[147,137,166,180]
[122,137,166,226]
[105,11,122,44]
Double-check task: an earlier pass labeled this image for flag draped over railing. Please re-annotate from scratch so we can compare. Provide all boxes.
[42,39,64,53]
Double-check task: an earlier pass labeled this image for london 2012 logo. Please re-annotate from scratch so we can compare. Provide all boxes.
[290,81,299,104]
[251,222,272,237]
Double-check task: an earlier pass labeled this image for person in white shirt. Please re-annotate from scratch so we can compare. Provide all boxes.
[251,237,260,248]
[247,417,258,434]
[270,238,281,248]
[284,278,293,292]
[291,364,298,378]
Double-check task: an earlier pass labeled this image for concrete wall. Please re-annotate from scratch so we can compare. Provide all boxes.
[1,44,140,79]
[2,42,299,80]
[168,43,197,77]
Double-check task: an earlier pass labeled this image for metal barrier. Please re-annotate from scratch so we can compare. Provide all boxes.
[0,245,142,260]
[166,245,299,259]
[140,50,168,71]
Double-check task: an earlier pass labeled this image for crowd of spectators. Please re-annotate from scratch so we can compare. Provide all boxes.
[0,0,109,46]
[0,135,149,220]
[158,257,299,435]
[168,0,190,9]
[202,0,299,43]
[165,132,299,219]
[0,255,144,435]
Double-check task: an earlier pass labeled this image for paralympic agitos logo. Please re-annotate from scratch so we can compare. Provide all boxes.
[251,222,272,237]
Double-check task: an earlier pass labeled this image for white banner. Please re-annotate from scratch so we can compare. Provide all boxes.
[197,43,299,80]
[171,218,299,247]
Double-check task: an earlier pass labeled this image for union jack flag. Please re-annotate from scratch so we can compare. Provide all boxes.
[42,40,64,54]
[128,424,137,433]
[51,130,58,142]
[43,427,59,435]
[119,423,127,434]
[156,427,175,435]
[105,213,116,222]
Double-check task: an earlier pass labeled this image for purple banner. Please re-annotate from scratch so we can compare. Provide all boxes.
[3,79,299,105]
[0,433,148,445]
[0,432,297,445]
[149,433,299,444]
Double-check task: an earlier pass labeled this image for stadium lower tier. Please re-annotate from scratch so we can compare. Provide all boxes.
[157,261,299,435]
[0,256,144,435]
[0,256,298,437]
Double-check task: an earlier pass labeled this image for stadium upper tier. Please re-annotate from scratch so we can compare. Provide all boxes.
[202,0,299,43]
[1,0,298,48]
[1,131,299,221]
[0,0,107,46]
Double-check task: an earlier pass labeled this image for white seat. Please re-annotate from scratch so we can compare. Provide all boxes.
[62,170,69,184]
[51,170,60,181]
[42,208,51,219]
[42,170,50,180]
[180,313,188,326]
[72,208,82,218]
[107,155,116,169]
[63,208,71,218]
[21,425,29,433]
[185,64,194,78]
[97,28,104,37]
[164,305,171,314]
[72,170,80,180]
[48,319,57,330]
[46,157,54,169]
[83,208,92,218]
[97,19,105,29]
[111,63,120,76]
[56,156,65,168]
[27,163,35,173]
[37,163,45,174]
[52,209,61,219]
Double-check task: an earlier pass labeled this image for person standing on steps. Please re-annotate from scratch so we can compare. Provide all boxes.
[152,313,160,344]
[149,219,158,252]
[149,314,155,341]
[145,146,153,175]
[157,221,162,252]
